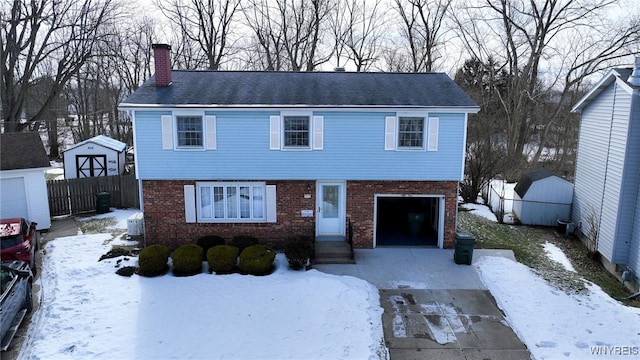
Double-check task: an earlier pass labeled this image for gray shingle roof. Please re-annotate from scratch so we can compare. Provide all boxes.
[120,71,479,109]
[514,168,558,198]
[0,132,50,170]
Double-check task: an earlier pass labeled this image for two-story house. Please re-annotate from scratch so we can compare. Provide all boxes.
[119,44,479,251]
[571,57,640,291]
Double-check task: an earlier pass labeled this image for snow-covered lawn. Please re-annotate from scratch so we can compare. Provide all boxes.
[21,210,386,360]
[18,209,640,360]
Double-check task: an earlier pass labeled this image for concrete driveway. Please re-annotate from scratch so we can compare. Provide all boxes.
[315,248,532,360]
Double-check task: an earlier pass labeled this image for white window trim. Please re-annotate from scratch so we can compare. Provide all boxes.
[281,111,313,150]
[270,111,323,151]
[385,113,439,152]
[397,115,426,151]
[196,181,267,223]
[165,110,217,151]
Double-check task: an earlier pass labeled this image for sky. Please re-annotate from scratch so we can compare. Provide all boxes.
[14,208,640,360]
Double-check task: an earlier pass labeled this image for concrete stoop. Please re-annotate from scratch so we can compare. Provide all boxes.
[313,241,355,264]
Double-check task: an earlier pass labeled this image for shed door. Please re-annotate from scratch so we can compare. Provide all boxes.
[76,155,107,178]
[0,177,28,218]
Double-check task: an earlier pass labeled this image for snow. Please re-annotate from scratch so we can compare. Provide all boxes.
[21,210,387,360]
[543,242,576,272]
[475,257,640,359]
[18,209,640,360]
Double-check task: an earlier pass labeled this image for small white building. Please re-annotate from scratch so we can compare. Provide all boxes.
[0,132,51,230]
[512,168,573,226]
[63,135,126,179]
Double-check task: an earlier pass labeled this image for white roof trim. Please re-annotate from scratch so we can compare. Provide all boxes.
[118,104,481,114]
[65,135,126,153]
[572,69,634,113]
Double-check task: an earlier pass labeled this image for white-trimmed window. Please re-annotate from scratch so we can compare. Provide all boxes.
[385,115,439,151]
[270,113,323,150]
[283,116,310,147]
[162,112,217,150]
[197,182,266,222]
[398,117,424,148]
[176,116,203,147]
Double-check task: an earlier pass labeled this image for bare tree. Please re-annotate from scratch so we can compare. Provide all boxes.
[392,0,452,72]
[452,0,640,178]
[157,0,242,70]
[243,0,335,71]
[332,0,386,71]
[242,0,287,70]
[456,57,508,202]
[1,0,117,133]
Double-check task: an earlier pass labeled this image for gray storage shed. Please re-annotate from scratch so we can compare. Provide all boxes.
[512,169,573,226]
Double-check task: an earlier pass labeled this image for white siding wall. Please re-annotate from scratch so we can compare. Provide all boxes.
[64,143,122,179]
[573,81,633,263]
[0,168,51,230]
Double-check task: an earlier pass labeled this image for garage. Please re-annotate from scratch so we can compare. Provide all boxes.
[375,196,443,247]
[0,177,28,218]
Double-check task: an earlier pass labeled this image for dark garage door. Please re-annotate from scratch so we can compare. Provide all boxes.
[376,196,440,246]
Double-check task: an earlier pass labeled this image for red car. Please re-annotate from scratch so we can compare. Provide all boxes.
[0,218,38,273]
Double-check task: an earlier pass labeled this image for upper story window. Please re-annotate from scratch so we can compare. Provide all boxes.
[283,116,310,148]
[385,115,438,151]
[176,116,203,148]
[270,113,323,151]
[398,117,424,148]
[162,112,216,151]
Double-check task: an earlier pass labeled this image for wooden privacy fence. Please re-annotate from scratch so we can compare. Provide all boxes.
[48,174,139,216]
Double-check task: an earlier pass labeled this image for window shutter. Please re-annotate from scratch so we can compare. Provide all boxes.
[385,116,396,150]
[312,115,324,150]
[266,185,277,222]
[162,115,173,149]
[184,185,196,223]
[205,115,217,150]
[269,115,281,150]
[428,117,439,151]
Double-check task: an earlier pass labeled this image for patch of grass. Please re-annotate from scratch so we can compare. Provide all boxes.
[459,211,586,294]
[458,211,640,307]
[76,217,123,238]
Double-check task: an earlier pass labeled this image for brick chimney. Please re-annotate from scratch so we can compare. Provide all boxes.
[628,57,640,87]
[152,44,172,87]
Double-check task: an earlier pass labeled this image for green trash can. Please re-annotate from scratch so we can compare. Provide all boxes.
[454,232,475,265]
[96,192,111,214]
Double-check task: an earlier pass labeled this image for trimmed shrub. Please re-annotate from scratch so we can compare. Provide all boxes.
[238,244,276,275]
[284,236,313,270]
[171,244,204,276]
[230,235,259,252]
[207,245,240,274]
[196,235,226,260]
[138,244,170,277]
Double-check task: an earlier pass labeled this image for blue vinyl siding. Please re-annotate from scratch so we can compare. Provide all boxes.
[134,110,466,181]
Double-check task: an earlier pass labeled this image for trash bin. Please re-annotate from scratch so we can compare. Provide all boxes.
[407,213,425,237]
[96,192,111,214]
[454,232,475,265]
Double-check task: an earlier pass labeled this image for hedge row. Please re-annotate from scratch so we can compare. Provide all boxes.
[137,235,313,277]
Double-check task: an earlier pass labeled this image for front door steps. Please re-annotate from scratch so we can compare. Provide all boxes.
[313,240,355,264]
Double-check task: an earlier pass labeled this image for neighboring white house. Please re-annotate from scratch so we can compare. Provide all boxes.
[571,57,640,292]
[512,168,573,227]
[63,135,126,179]
[0,132,52,230]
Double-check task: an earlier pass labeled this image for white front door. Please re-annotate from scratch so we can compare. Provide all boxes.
[316,181,345,237]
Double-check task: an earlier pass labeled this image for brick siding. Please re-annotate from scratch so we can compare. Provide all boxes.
[142,179,459,249]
